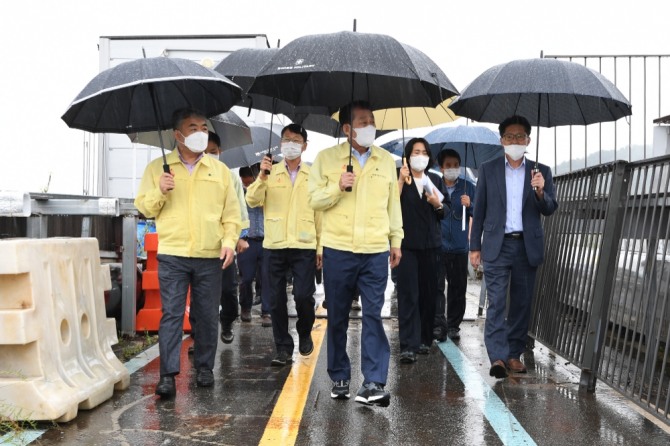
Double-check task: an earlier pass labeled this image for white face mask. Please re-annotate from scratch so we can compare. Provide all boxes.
[207,153,219,160]
[443,168,460,181]
[504,144,527,161]
[281,142,303,160]
[352,125,376,148]
[179,131,208,153]
[409,154,429,172]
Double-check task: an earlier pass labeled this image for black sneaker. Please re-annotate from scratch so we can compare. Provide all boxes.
[330,380,350,399]
[399,351,416,364]
[220,323,234,344]
[447,328,461,340]
[271,351,293,367]
[196,368,214,387]
[299,335,314,356]
[355,382,390,407]
[417,344,431,355]
[433,327,447,342]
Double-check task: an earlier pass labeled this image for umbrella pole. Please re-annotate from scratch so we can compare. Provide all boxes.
[345,75,354,192]
[264,99,276,175]
[533,94,541,190]
[402,108,411,185]
[148,84,170,173]
[461,143,469,231]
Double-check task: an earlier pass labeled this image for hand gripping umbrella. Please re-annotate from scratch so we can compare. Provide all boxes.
[425,125,503,230]
[62,57,242,173]
[247,30,459,190]
[128,110,252,151]
[448,57,632,180]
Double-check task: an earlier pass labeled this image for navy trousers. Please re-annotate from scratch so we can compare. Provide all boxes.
[157,254,222,375]
[482,238,537,363]
[323,247,390,385]
[237,238,270,314]
[434,252,469,333]
[265,248,316,354]
[396,247,438,351]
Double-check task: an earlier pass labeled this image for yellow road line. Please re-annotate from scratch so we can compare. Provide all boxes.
[259,313,327,446]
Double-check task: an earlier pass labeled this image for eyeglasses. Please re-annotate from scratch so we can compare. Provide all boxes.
[281,138,305,144]
[502,133,528,143]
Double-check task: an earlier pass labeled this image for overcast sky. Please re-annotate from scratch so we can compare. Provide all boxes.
[1,0,668,194]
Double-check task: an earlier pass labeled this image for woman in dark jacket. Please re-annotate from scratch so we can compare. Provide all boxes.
[396,137,444,363]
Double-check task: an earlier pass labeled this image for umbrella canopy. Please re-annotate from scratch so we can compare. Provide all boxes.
[219,123,283,169]
[62,57,242,134]
[248,31,459,114]
[380,138,406,157]
[448,58,632,127]
[424,125,503,169]
[372,98,459,130]
[128,110,252,150]
[62,56,242,171]
[215,48,339,137]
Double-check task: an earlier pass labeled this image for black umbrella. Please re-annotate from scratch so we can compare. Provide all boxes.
[215,47,340,136]
[248,31,459,188]
[448,58,632,165]
[219,123,283,169]
[249,31,459,114]
[128,110,252,151]
[215,47,337,175]
[62,57,242,172]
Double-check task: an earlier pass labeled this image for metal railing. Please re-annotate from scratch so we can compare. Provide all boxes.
[543,54,670,174]
[530,155,670,424]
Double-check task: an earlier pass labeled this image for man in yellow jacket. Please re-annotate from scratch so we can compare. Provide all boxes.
[308,101,403,407]
[135,108,241,398]
[246,123,322,367]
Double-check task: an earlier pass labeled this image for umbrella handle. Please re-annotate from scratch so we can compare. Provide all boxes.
[264,152,272,175]
[402,158,412,184]
[163,164,170,174]
[345,165,353,192]
[532,164,539,191]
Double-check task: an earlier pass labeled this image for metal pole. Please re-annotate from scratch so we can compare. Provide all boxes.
[579,160,630,392]
[120,214,138,335]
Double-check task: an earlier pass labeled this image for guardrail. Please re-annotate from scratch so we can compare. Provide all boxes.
[530,156,670,424]
[0,192,139,335]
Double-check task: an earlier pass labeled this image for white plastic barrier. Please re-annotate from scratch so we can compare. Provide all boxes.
[0,238,130,422]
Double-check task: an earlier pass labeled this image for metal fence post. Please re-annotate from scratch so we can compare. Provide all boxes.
[120,214,137,335]
[580,161,630,391]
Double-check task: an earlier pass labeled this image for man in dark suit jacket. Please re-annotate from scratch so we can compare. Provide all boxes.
[469,115,558,379]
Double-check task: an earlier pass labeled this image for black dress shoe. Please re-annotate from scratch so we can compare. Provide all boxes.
[155,376,176,397]
[299,335,314,356]
[196,369,214,387]
[489,360,508,379]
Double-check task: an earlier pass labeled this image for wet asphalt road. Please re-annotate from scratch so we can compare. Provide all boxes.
[16,279,670,446]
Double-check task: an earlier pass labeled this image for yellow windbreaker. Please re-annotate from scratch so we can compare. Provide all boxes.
[308,141,403,253]
[134,150,241,257]
[229,170,250,231]
[246,161,321,252]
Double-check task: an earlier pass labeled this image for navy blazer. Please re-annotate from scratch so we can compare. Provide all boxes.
[470,156,558,267]
[399,171,443,250]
